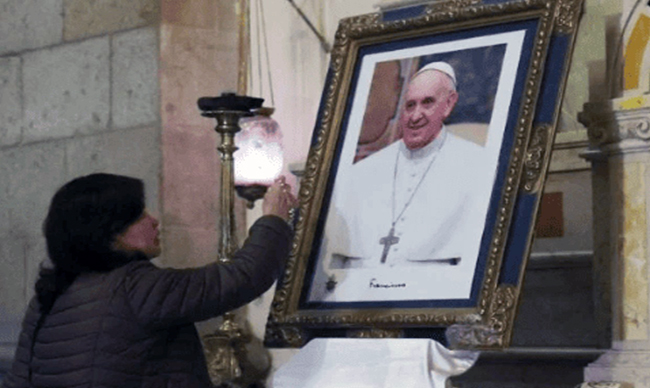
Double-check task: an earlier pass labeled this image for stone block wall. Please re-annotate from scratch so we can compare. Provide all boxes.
[0,0,243,381]
[0,0,161,365]
[158,0,241,270]
[0,0,623,386]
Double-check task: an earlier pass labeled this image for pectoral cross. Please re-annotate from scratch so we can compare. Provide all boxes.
[379,226,400,264]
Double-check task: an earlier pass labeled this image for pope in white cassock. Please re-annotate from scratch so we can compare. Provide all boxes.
[322,62,493,272]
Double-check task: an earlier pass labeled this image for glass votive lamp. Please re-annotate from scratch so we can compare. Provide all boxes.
[234,107,284,208]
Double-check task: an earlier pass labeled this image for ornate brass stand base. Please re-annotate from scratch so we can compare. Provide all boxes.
[203,312,271,388]
[203,313,250,387]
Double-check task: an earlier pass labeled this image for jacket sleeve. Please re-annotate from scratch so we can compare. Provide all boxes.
[123,215,293,329]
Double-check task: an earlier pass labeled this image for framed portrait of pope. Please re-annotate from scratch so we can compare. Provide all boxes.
[266,0,585,349]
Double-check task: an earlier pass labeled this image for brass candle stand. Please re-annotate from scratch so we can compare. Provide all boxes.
[197,92,265,388]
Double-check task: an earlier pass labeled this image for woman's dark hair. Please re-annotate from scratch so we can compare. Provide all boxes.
[35,173,146,315]
[27,173,146,383]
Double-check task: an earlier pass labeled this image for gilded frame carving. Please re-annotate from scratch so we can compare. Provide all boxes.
[266,0,584,349]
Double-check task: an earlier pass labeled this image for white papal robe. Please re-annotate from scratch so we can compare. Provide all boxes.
[322,128,494,269]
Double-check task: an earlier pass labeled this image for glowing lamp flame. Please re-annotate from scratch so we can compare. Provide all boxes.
[234,109,284,186]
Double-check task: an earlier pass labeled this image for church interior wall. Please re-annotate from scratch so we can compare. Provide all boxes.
[156,0,241,271]
[0,0,637,386]
[0,0,162,374]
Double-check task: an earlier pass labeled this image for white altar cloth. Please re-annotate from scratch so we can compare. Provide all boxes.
[271,338,480,387]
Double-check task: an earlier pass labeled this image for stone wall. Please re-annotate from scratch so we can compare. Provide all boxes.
[0,0,161,366]
[158,0,240,269]
[0,0,629,386]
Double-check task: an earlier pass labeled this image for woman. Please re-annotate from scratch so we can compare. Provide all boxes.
[2,173,297,388]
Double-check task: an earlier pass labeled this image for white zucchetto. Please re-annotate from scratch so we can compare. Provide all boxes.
[415,61,457,88]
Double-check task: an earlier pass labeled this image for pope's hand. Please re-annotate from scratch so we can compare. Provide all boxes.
[263,176,299,221]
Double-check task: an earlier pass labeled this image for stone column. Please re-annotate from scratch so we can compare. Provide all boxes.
[158,0,243,268]
[579,98,650,386]
[577,0,650,384]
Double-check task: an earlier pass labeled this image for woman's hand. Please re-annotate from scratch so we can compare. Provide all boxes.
[263,176,299,221]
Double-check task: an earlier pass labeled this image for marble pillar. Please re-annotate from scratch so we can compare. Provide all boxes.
[577,0,650,384]
[579,98,650,386]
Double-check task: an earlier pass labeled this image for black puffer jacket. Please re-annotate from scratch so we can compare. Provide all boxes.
[2,215,292,388]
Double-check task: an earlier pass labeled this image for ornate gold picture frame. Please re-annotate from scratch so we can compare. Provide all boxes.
[265,0,584,349]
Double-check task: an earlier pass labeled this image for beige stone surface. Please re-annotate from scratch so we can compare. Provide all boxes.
[0,0,63,55]
[161,124,220,229]
[549,145,591,173]
[247,0,329,169]
[585,348,650,387]
[65,126,162,213]
[0,142,66,326]
[111,27,160,129]
[23,37,110,143]
[0,161,9,238]
[159,0,240,271]
[615,161,649,341]
[0,234,27,321]
[63,0,159,41]
[0,142,67,237]
[0,57,23,147]
[158,226,220,269]
[162,124,220,186]
[160,24,238,128]
[559,0,622,131]
[161,0,236,31]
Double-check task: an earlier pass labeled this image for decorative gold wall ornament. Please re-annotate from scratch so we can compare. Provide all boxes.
[266,0,584,350]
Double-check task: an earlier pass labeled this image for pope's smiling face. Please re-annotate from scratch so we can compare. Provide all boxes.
[399,70,458,150]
